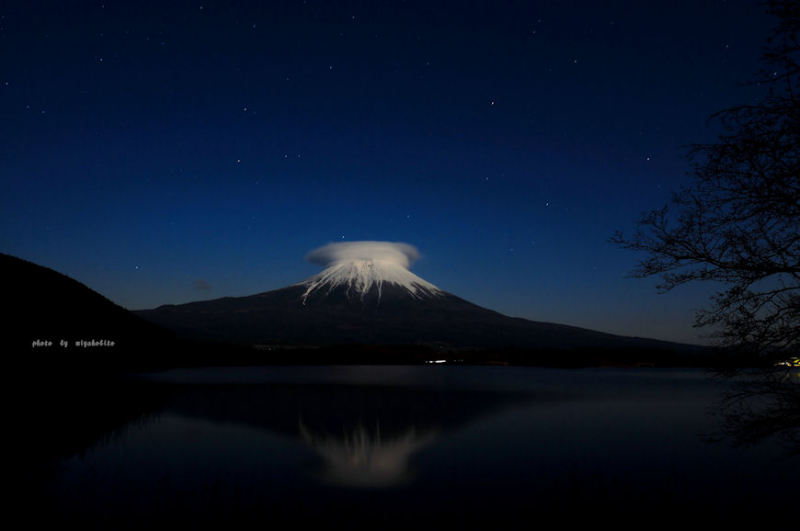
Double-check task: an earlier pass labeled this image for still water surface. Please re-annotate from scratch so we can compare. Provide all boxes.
[36,366,797,527]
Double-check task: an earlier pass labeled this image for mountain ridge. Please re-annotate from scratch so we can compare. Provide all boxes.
[135,277,698,352]
[2,250,713,368]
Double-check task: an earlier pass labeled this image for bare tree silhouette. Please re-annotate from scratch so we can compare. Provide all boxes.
[612,0,800,365]
[711,372,800,455]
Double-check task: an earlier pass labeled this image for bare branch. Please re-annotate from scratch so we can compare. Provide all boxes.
[612,0,800,360]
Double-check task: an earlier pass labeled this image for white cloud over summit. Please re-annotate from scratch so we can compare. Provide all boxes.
[306,241,421,270]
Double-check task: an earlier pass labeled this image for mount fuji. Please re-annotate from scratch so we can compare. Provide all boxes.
[135,242,695,356]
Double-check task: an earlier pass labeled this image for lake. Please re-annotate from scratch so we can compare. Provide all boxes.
[23,366,798,528]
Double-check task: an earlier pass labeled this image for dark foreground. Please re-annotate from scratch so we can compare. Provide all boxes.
[14,365,798,529]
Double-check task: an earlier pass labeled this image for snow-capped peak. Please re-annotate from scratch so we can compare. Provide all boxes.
[299,241,442,303]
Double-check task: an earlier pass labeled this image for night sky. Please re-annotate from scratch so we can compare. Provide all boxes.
[1,1,778,344]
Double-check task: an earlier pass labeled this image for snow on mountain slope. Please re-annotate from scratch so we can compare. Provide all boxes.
[132,241,701,352]
[299,259,442,303]
[298,241,442,303]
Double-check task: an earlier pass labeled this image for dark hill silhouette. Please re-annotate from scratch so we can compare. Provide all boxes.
[3,252,174,370]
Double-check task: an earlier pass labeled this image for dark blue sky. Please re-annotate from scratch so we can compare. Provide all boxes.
[1,1,777,343]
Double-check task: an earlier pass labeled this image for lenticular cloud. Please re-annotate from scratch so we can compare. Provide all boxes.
[306,241,421,270]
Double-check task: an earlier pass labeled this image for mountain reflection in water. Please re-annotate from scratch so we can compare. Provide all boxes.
[161,378,535,489]
[22,366,799,528]
[299,421,437,487]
